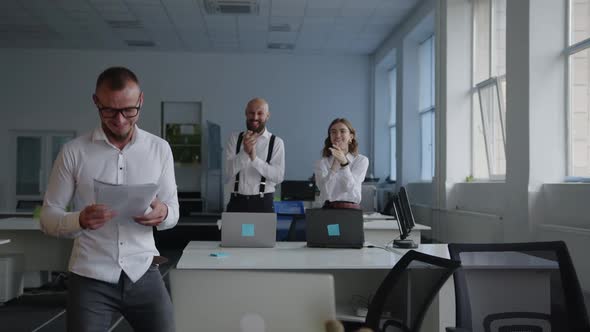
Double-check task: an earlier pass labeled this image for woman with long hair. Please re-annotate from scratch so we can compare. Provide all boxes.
[314,118,369,209]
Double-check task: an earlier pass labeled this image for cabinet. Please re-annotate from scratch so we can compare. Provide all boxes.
[10,130,75,211]
[161,102,222,213]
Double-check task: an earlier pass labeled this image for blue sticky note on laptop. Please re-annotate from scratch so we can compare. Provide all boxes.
[242,223,255,237]
[327,224,340,237]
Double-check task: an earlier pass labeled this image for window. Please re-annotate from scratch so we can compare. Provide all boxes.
[388,67,397,181]
[568,0,590,178]
[419,35,435,180]
[472,0,506,180]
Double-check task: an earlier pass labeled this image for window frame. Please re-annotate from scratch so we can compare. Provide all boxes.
[388,66,398,181]
[418,35,436,181]
[471,0,507,181]
[475,75,506,180]
[565,0,590,179]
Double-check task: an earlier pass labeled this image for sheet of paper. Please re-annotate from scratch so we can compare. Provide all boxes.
[94,179,158,220]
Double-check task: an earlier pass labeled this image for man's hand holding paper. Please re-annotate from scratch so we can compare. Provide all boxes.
[133,197,168,227]
[79,204,117,230]
[93,179,159,228]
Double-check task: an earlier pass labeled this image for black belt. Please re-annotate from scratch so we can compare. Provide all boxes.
[231,193,274,199]
[323,200,361,210]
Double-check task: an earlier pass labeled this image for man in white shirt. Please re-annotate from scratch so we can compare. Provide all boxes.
[41,67,179,332]
[224,98,285,212]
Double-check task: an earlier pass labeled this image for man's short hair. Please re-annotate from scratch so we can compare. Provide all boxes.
[96,67,139,91]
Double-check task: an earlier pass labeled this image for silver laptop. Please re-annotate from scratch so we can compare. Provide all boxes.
[170,270,336,332]
[221,212,277,248]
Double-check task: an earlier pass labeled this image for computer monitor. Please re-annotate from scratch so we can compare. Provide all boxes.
[398,186,416,230]
[280,180,316,201]
[391,195,417,248]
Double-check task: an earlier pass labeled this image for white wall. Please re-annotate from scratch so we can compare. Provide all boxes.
[0,49,369,210]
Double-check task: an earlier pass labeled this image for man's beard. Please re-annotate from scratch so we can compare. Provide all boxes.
[102,123,132,142]
[246,120,266,133]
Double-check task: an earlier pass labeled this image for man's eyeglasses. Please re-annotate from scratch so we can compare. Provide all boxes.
[95,95,141,119]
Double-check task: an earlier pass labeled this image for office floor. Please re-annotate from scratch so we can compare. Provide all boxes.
[0,249,183,332]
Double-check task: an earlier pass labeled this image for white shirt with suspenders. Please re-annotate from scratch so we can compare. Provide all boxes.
[224,128,285,202]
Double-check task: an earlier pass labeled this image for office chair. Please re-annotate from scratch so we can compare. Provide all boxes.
[447,241,590,332]
[273,201,306,241]
[364,250,461,332]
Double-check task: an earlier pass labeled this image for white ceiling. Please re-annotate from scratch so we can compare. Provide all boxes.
[0,0,418,55]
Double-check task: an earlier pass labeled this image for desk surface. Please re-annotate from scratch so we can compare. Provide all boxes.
[363,219,431,231]
[178,241,406,270]
[388,243,450,259]
[0,217,40,230]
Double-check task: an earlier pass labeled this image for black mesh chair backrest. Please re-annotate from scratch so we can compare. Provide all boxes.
[364,250,461,332]
[448,241,590,332]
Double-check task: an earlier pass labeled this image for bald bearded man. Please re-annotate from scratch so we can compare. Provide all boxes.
[224,98,285,212]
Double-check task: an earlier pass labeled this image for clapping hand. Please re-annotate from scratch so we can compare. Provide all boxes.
[329,145,347,165]
[243,130,258,160]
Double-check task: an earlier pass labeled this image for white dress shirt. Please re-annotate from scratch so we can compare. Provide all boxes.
[224,129,285,195]
[41,125,179,283]
[314,153,369,204]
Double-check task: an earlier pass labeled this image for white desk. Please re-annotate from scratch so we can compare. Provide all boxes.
[0,217,72,272]
[363,219,431,246]
[176,241,453,332]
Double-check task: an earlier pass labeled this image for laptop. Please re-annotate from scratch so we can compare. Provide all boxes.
[170,270,336,332]
[306,208,365,249]
[221,212,277,248]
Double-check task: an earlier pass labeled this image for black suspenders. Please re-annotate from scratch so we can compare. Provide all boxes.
[259,135,276,195]
[233,132,245,193]
[233,132,276,196]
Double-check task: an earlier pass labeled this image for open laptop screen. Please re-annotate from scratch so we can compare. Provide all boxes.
[221,212,277,248]
[305,208,364,249]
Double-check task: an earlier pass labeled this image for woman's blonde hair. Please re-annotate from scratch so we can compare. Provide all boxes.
[322,118,359,157]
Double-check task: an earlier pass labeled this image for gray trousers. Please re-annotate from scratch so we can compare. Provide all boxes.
[67,265,175,332]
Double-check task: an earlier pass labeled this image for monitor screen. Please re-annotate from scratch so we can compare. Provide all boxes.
[392,195,409,240]
[281,180,316,201]
[398,187,416,230]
